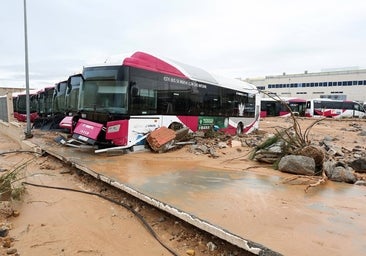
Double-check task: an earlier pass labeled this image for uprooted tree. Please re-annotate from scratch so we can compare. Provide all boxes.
[250,92,328,191]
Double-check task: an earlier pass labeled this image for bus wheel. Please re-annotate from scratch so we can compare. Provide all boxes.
[168,122,183,131]
[236,123,244,135]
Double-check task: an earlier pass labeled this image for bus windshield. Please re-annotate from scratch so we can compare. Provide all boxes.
[79,80,128,114]
[17,94,38,113]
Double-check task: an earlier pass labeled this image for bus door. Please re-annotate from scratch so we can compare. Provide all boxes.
[266,102,277,116]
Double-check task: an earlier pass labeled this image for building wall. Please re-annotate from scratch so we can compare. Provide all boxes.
[244,69,366,103]
[0,96,8,122]
[0,92,15,122]
[0,87,25,96]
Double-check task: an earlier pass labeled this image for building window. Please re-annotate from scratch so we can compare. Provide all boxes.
[353,81,357,85]
[358,81,363,85]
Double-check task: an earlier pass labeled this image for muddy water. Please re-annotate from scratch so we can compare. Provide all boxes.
[29,129,366,256]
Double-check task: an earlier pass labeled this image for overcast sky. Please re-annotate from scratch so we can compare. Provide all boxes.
[1,0,366,89]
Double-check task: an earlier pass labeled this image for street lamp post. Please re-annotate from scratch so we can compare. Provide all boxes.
[23,0,32,138]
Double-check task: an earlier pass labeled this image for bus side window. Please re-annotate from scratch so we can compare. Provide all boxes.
[166,103,173,114]
[131,86,138,97]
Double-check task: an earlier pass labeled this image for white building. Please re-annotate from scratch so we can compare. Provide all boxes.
[244,68,366,103]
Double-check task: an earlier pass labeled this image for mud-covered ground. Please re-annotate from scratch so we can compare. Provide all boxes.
[0,117,365,256]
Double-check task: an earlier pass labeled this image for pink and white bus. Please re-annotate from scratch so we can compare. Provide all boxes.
[69,51,260,148]
[305,98,366,118]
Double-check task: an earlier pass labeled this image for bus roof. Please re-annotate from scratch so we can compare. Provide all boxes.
[310,98,356,102]
[261,97,306,102]
[122,52,257,93]
[17,89,39,96]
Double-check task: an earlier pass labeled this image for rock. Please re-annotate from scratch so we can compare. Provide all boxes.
[331,166,356,183]
[354,180,366,186]
[352,145,364,152]
[157,216,166,222]
[190,145,208,154]
[186,249,195,256]
[6,248,17,254]
[323,160,357,184]
[208,148,219,158]
[12,210,20,217]
[0,226,9,237]
[206,241,217,251]
[322,140,344,156]
[0,202,13,217]
[278,155,316,176]
[323,135,334,141]
[2,237,12,248]
[194,131,205,138]
[348,158,366,173]
[358,130,366,136]
[175,127,189,141]
[254,141,284,164]
[217,142,227,148]
[230,140,242,148]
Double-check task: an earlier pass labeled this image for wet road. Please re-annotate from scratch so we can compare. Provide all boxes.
[31,136,366,256]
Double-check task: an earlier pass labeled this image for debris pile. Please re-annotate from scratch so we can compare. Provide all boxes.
[250,120,366,188]
[146,126,191,153]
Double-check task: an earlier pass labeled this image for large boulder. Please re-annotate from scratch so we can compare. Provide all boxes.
[278,155,316,176]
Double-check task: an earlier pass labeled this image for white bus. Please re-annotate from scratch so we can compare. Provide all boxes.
[305,98,366,118]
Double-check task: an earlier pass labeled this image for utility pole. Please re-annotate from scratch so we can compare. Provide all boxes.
[23,0,32,138]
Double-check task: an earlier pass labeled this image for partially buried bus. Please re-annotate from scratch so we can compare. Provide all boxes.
[305,98,366,118]
[69,51,260,148]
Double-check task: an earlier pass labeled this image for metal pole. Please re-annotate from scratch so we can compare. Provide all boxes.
[23,0,32,138]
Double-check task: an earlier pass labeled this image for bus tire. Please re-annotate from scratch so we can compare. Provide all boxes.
[236,122,244,135]
[168,122,183,131]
